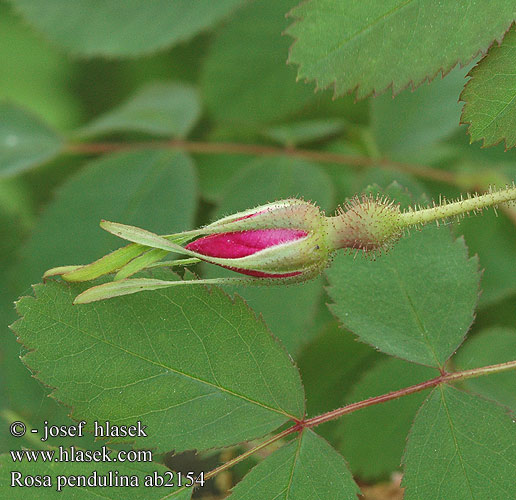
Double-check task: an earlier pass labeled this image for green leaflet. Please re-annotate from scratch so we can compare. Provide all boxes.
[78,82,201,139]
[9,0,247,57]
[287,0,516,99]
[0,102,63,177]
[262,119,346,147]
[227,429,359,499]
[0,3,80,129]
[327,225,480,367]
[0,453,192,499]
[402,385,516,499]
[456,209,516,306]
[372,64,470,154]
[12,278,305,453]
[201,0,316,126]
[462,27,516,148]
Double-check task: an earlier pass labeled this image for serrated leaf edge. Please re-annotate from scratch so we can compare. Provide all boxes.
[285,5,514,102]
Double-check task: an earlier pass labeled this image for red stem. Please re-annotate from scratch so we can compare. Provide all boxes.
[202,359,516,482]
[66,139,458,184]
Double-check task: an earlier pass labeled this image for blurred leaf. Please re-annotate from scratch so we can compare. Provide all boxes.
[317,141,367,202]
[79,82,201,139]
[0,453,192,499]
[217,156,335,212]
[9,0,246,57]
[473,293,516,333]
[461,27,516,148]
[227,429,360,499]
[0,209,78,453]
[456,210,516,306]
[287,1,515,99]
[201,0,316,126]
[195,153,251,204]
[0,201,26,261]
[297,321,383,444]
[402,385,516,499]
[327,226,480,367]
[0,177,34,230]
[372,65,470,154]
[17,150,197,284]
[206,156,335,354]
[303,92,370,125]
[357,168,428,201]
[262,119,346,147]
[12,278,305,452]
[0,102,63,177]
[0,2,81,129]
[455,327,516,411]
[337,358,437,480]
[298,321,381,418]
[2,150,198,450]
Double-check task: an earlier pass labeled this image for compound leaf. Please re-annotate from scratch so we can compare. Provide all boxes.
[8,0,246,57]
[227,429,359,499]
[461,27,516,148]
[327,226,480,367]
[337,358,437,480]
[287,1,516,99]
[12,277,305,453]
[403,385,516,499]
[0,102,62,177]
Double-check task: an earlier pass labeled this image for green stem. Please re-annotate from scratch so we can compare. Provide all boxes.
[400,185,516,227]
[204,426,297,481]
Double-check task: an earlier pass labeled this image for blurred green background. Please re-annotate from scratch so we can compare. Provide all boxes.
[1,0,515,496]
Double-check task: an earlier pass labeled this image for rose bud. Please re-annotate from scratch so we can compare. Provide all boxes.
[46,184,516,303]
[184,199,332,280]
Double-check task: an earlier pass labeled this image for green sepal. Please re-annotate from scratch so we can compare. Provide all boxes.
[61,244,146,282]
[43,265,84,278]
[115,249,200,280]
[74,276,261,304]
[101,220,329,274]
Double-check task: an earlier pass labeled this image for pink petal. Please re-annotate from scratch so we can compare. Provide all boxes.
[226,267,302,278]
[186,229,307,259]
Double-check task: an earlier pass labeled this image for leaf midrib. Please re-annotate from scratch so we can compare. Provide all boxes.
[440,387,476,499]
[391,265,441,367]
[27,304,297,420]
[312,0,415,66]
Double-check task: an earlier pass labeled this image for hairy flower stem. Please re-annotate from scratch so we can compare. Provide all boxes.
[400,185,516,228]
[201,359,516,485]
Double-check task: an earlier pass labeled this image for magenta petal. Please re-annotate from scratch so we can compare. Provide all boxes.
[226,267,303,278]
[186,229,307,259]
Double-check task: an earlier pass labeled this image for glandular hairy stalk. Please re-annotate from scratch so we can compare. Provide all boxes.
[399,184,516,227]
[44,183,516,303]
